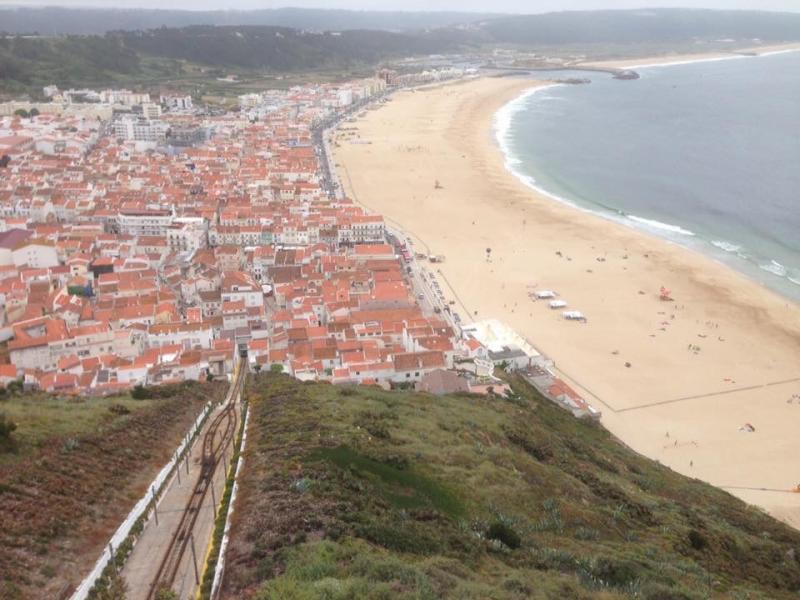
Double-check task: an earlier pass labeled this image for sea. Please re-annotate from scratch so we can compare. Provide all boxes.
[495,51,800,302]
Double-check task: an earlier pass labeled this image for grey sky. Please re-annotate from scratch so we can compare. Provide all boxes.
[5,0,800,12]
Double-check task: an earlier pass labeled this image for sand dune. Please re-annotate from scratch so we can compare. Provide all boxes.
[334,76,800,525]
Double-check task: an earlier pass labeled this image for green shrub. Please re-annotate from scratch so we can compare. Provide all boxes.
[591,556,642,588]
[486,521,521,549]
[155,588,179,600]
[688,529,708,550]
[131,384,152,400]
[0,412,17,439]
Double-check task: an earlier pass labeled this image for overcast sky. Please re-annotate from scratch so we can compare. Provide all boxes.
[5,1,800,13]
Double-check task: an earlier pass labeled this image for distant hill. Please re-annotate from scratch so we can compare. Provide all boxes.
[221,374,800,599]
[0,25,468,94]
[114,25,467,71]
[2,6,800,43]
[0,6,497,35]
[2,8,800,95]
[0,35,142,92]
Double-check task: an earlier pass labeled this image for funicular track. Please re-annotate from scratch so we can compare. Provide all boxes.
[145,364,245,599]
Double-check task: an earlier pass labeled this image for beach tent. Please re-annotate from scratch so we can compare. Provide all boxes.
[549,300,568,309]
[535,290,557,299]
[563,310,586,322]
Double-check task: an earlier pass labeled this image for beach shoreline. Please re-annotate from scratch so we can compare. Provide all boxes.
[580,41,800,70]
[334,75,800,526]
[491,77,800,302]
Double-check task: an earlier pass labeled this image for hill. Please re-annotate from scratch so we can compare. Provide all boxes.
[0,7,498,35]
[0,35,142,94]
[0,382,225,600]
[0,26,466,96]
[221,374,800,599]
[114,26,465,72]
[2,7,800,42]
[3,9,800,96]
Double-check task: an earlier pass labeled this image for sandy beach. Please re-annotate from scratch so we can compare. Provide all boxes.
[581,41,800,68]
[333,76,800,525]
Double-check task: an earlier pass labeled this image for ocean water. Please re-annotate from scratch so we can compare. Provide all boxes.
[496,52,800,301]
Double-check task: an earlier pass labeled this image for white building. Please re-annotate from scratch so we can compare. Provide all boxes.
[113,117,169,142]
[221,272,264,309]
[160,95,194,111]
[9,320,140,372]
[12,241,59,269]
[147,322,214,350]
[350,214,386,243]
[337,89,354,107]
[460,319,548,370]
[117,207,175,237]
[167,218,207,253]
[239,93,262,110]
[140,102,162,120]
[100,89,151,106]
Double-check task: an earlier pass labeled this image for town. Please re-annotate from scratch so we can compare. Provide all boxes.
[0,69,596,417]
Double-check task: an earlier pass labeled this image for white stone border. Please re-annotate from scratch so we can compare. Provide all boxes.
[209,406,250,600]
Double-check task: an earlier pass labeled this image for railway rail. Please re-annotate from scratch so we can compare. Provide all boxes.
[145,364,245,599]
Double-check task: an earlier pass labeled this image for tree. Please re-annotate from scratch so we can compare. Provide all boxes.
[29,107,40,117]
[269,363,284,374]
[14,108,30,118]
[252,364,261,373]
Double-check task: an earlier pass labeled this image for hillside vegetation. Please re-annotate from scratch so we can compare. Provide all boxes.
[0,35,142,94]
[0,7,498,36]
[222,374,800,599]
[0,382,224,600]
[3,9,800,96]
[0,27,461,96]
[115,26,462,72]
